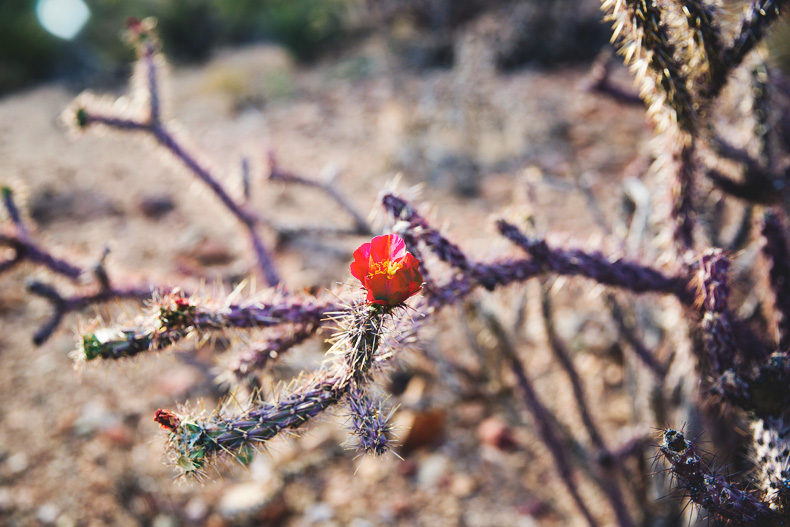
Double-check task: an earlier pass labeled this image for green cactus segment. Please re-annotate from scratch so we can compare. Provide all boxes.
[166,381,345,476]
[165,306,386,476]
[75,108,88,129]
[1,186,11,200]
[80,330,157,361]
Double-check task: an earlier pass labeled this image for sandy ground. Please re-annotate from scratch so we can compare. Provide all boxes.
[0,36,659,527]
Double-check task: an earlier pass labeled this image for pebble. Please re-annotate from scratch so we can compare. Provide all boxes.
[395,409,446,452]
[29,187,120,225]
[37,503,59,524]
[6,452,28,475]
[183,497,208,523]
[0,487,11,511]
[416,453,450,489]
[137,195,176,219]
[450,473,477,497]
[218,479,283,520]
[304,502,334,524]
[477,417,519,451]
[73,401,120,436]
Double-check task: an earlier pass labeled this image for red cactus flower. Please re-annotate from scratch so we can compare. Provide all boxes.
[350,234,423,307]
[154,409,180,430]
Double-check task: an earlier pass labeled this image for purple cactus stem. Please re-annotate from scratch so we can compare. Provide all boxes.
[672,142,696,252]
[30,280,154,346]
[347,383,392,456]
[268,154,371,235]
[659,428,774,524]
[697,250,738,374]
[496,220,692,300]
[163,304,388,475]
[761,210,790,348]
[2,187,28,238]
[718,1,790,99]
[231,324,319,380]
[383,194,476,273]
[80,292,340,361]
[0,232,83,280]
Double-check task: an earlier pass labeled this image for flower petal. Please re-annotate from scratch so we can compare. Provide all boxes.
[350,242,372,282]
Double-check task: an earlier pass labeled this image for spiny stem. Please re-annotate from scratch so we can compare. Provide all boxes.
[160,305,388,477]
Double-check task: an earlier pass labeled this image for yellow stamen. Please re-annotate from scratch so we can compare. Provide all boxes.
[368,260,403,279]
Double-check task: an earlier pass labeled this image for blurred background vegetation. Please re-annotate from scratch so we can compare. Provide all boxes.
[0,0,621,96]
[0,0,364,95]
[14,0,790,98]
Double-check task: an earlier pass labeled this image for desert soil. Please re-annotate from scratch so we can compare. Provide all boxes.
[0,36,654,527]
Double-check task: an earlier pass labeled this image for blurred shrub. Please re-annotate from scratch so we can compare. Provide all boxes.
[0,0,357,96]
[0,0,62,93]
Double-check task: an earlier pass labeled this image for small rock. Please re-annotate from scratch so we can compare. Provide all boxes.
[29,187,121,226]
[156,366,199,398]
[187,237,236,267]
[0,487,11,511]
[37,503,59,524]
[450,473,477,497]
[416,453,450,488]
[151,514,177,527]
[5,452,28,475]
[395,409,446,452]
[477,417,519,451]
[304,502,334,524]
[73,401,120,436]
[183,497,208,523]
[516,498,550,517]
[137,195,176,219]
[101,423,133,447]
[218,479,284,521]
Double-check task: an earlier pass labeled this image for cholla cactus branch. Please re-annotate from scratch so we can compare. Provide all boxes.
[697,250,740,374]
[0,231,83,280]
[496,220,692,300]
[77,291,340,362]
[141,42,161,124]
[753,63,776,169]
[706,168,780,204]
[752,418,790,511]
[268,153,372,236]
[715,353,790,418]
[503,327,600,527]
[28,280,153,346]
[427,259,544,306]
[711,135,765,174]
[601,0,696,133]
[672,142,697,251]
[229,324,319,381]
[77,110,281,286]
[160,304,389,477]
[346,383,394,456]
[659,428,774,525]
[761,211,790,348]
[73,22,281,287]
[2,186,28,238]
[542,287,607,453]
[708,0,790,100]
[606,294,667,378]
[583,50,643,105]
[383,194,476,274]
[677,0,725,88]
[0,188,82,280]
